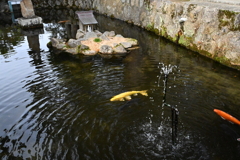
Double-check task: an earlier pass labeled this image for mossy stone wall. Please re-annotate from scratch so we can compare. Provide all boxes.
[32,0,240,69]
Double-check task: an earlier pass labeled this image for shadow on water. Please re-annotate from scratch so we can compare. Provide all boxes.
[1,8,240,159]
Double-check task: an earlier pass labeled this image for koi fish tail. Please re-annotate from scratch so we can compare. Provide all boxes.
[139,90,148,96]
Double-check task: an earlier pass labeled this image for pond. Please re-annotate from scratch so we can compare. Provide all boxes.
[1,8,240,160]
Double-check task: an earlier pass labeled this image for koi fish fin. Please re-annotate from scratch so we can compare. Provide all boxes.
[220,116,226,120]
[120,98,125,101]
[125,96,131,101]
[140,90,148,96]
[229,121,234,124]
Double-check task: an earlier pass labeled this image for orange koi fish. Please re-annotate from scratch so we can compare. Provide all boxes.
[214,109,240,125]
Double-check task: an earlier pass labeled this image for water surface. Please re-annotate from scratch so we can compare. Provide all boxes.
[1,9,240,160]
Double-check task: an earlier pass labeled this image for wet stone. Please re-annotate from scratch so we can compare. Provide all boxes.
[67,39,81,48]
[56,43,66,49]
[66,47,78,54]
[113,44,127,53]
[99,45,114,54]
[120,42,132,48]
[82,50,97,55]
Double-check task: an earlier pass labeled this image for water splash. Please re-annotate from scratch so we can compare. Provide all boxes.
[157,63,178,88]
[159,63,178,75]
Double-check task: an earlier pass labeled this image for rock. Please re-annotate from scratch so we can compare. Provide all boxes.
[115,34,124,38]
[113,44,127,53]
[103,31,115,37]
[67,39,81,48]
[51,38,59,47]
[78,38,87,42]
[82,50,97,55]
[80,44,90,50]
[94,30,103,37]
[66,47,78,54]
[78,44,98,55]
[126,38,138,46]
[84,32,98,39]
[120,42,132,48]
[50,38,66,48]
[99,45,113,54]
[56,43,66,50]
[100,34,110,40]
[20,0,35,18]
[76,29,86,39]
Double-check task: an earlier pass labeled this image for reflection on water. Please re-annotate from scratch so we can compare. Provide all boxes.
[1,9,240,159]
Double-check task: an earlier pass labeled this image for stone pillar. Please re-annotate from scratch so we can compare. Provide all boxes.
[20,0,35,18]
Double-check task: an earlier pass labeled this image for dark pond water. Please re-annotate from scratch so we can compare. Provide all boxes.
[1,8,240,160]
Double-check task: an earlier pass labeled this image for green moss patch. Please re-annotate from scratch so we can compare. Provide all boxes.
[218,10,240,31]
[93,38,102,42]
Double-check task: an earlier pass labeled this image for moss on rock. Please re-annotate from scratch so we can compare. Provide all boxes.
[218,10,240,31]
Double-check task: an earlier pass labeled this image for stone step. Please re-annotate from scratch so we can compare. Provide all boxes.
[186,0,240,12]
[201,0,240,6]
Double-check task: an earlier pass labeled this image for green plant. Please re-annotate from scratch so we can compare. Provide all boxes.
[93,38,102,42]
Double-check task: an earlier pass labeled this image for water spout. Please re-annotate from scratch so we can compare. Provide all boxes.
[158,62,179,144]
[158,63,178,104]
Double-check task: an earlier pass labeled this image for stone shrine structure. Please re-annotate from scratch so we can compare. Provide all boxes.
[18,0,43,29]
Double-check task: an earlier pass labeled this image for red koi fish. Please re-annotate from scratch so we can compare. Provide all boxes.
[214,109,240,125]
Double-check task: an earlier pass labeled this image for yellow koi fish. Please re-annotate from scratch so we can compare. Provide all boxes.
[110,90,148,101]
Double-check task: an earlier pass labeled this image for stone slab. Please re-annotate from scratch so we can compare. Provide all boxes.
[188,0,240,12]
[200,0,240,5]
[170,0,240,5]
[18,16,43,28]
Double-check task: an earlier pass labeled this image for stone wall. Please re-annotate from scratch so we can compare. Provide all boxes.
[31,0,240,68]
